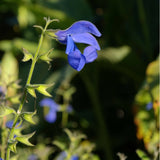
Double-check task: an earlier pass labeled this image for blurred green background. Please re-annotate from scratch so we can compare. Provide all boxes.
[0,0,159,159]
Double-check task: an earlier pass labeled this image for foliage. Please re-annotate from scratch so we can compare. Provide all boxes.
[0,0,159,160]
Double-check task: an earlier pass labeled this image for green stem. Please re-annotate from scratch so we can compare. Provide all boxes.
[1,117,7,159]
[6,20,50,160]
[82,74,113,160]
[62,111,68,127]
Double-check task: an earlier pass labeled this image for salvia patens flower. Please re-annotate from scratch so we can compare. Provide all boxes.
[71,155,79,160]
[6,120,21,129]
[55,21,101,71]
[40,98,60,123]
[0,158,3,160]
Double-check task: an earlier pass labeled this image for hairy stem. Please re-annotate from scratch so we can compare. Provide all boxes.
[6,19,50,160]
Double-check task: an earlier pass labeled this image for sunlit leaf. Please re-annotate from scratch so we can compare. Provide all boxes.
[136,149,150,160]
[98,46,131,63]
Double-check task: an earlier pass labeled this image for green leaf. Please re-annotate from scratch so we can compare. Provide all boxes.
[21,110,37,124]
[16,132,35,146]
[36,83,54,97]
[98,46,131,63]
[8,141,17,153]
[136,149,150,160]
[22,48,33,62]
[0,106,16,117]
[53,140,66,150]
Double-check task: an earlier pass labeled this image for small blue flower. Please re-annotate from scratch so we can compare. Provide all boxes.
[6,120,21,129]
[28,154,38,160]
[71,155,79,160]
[55,21,101,71]
[40,98,60,123]
[0,158,4,160]
[146,102,153,110]
[57,152,79,160]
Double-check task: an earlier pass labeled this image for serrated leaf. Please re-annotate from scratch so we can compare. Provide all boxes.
[22,48,33,62]
[9,141,17,153]
[36,83,54,97]
[136,149,150,160]
[16,132,35,146]
[27,88,36,98]
[0,106,16,117]
[21,110,37,124]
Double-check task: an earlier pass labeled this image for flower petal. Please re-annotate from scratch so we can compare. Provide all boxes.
[68,48,86,71]
[65,35,75,54]
[72,33,100,50]
[45,109,57,123]
[55,20,101,41]
[83,46,98,63]
[40,98,59,111]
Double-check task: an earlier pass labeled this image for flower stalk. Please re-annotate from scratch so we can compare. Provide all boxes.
[6,18,51,160]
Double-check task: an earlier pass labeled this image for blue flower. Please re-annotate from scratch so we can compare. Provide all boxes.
[28,154,38,160]
[57,152,79,160]
[0,158,4,160]
[40,98,60,123]
[146,102,153,110]
[55,21,101,71]
[71,155,79,160]
[6,120,21,129]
